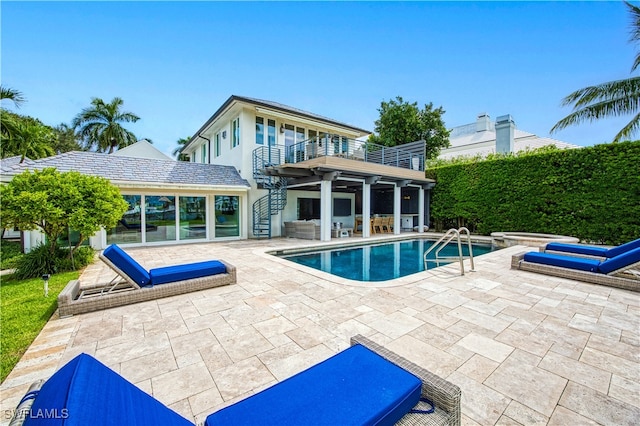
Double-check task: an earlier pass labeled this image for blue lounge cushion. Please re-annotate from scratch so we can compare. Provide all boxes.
[546,238,640,258]
[24,354,193,426]
[102,244,151,286]
[523,252,601,272]
[544,243,608,257]
[605,238,640,258]
[149,260,226,285]
[205,344,422,426]
[597,247,640,274]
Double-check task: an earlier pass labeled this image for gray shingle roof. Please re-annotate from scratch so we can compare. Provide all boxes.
[1,151,250,188]
[1,156,34,173]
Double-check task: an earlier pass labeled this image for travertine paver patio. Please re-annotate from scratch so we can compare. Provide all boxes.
[1,235,639,425]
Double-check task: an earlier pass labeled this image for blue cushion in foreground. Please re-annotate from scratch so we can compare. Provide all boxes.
[205,344,422,426]
[149,260,226,285]
[102,244,151,286]
[523,252,601,272]
[24,354,193,426]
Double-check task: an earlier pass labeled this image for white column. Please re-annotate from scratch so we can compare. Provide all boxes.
[362,182,371,238]
[394,184,401,234]
[418,187,425,233]
[320,179,332,241]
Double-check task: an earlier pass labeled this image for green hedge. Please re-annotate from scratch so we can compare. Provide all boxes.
[426,141,640,245]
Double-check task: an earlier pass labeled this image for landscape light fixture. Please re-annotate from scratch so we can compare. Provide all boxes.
[42,274,50,297]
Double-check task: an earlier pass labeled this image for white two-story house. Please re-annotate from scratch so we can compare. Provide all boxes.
[182,96,435,241]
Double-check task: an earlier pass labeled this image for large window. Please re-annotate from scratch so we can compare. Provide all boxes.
[180,196,206,240]
[256,117,264,145]
[215,196,239,237]
[145,195,176,243]
[232,117,240,148]
[267,119,276,146]
[284,124,295,162]
[107,195,143,244]
[109,193,242,244]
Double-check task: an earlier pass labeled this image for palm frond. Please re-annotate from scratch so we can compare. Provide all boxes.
[551,93,640,134]
[614,110,640,141]
[560,77,640,107]
[552,76,640,138]
[625,1,640,71]
[0,86,26,108]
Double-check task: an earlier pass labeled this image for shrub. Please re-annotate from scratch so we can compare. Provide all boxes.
[56,246,95,272]
[0,240,23,269]
[13,244,95,279]
[426,141,640,245]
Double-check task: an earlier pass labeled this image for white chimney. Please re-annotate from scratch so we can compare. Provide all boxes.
[495,115,515,154]
[476,113,491,132]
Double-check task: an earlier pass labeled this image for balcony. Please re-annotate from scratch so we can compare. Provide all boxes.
[280,136,425,172]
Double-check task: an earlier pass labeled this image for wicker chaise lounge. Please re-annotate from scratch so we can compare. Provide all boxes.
[512,247,640,292]
[206,334,461,426]
[351,335,461,426]
[57,244,236,317]
[9,335,461,426]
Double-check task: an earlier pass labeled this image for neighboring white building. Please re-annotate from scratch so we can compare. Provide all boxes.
[112,140,173,161]
[182,95,435,240]
[439,113,580,160]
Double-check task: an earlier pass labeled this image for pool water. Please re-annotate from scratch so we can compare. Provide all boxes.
[279,239,494,282]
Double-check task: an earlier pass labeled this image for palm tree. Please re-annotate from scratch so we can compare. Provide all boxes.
[72,97,140,153]
[5,121,55,162]
[551,2,640,142]
[0,85,26,108]
[1,86,25,141]
[52,123,82,154]
[172,137,191,161]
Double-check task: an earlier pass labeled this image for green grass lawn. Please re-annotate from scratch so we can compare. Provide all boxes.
[0,271,79,382]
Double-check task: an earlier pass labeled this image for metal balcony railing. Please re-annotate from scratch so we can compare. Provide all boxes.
[282,136,425,171]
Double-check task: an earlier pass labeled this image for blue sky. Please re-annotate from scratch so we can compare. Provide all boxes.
[1,1,635,157]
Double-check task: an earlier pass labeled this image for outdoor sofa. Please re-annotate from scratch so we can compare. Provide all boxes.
[57,244,236,317]
[8,335,461,426]
[283,220,321,240]
[512,246,640,292]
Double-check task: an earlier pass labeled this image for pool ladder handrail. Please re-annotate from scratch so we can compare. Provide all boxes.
[423,227,475,275]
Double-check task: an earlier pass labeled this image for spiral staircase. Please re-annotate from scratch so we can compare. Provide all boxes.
[252,146,287,238]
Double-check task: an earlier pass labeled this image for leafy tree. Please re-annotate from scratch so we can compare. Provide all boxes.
[551,2,640,141]
[173,137,191,161]
[368,96,450,160]
[0,168,128,255]
[0,85,25,108]
[72,97,140,153]
[52,123,82,154]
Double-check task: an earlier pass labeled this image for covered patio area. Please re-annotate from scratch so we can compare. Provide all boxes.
[266,155,435,241]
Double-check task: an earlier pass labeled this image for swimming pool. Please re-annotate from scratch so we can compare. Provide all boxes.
[278,238,495,282]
